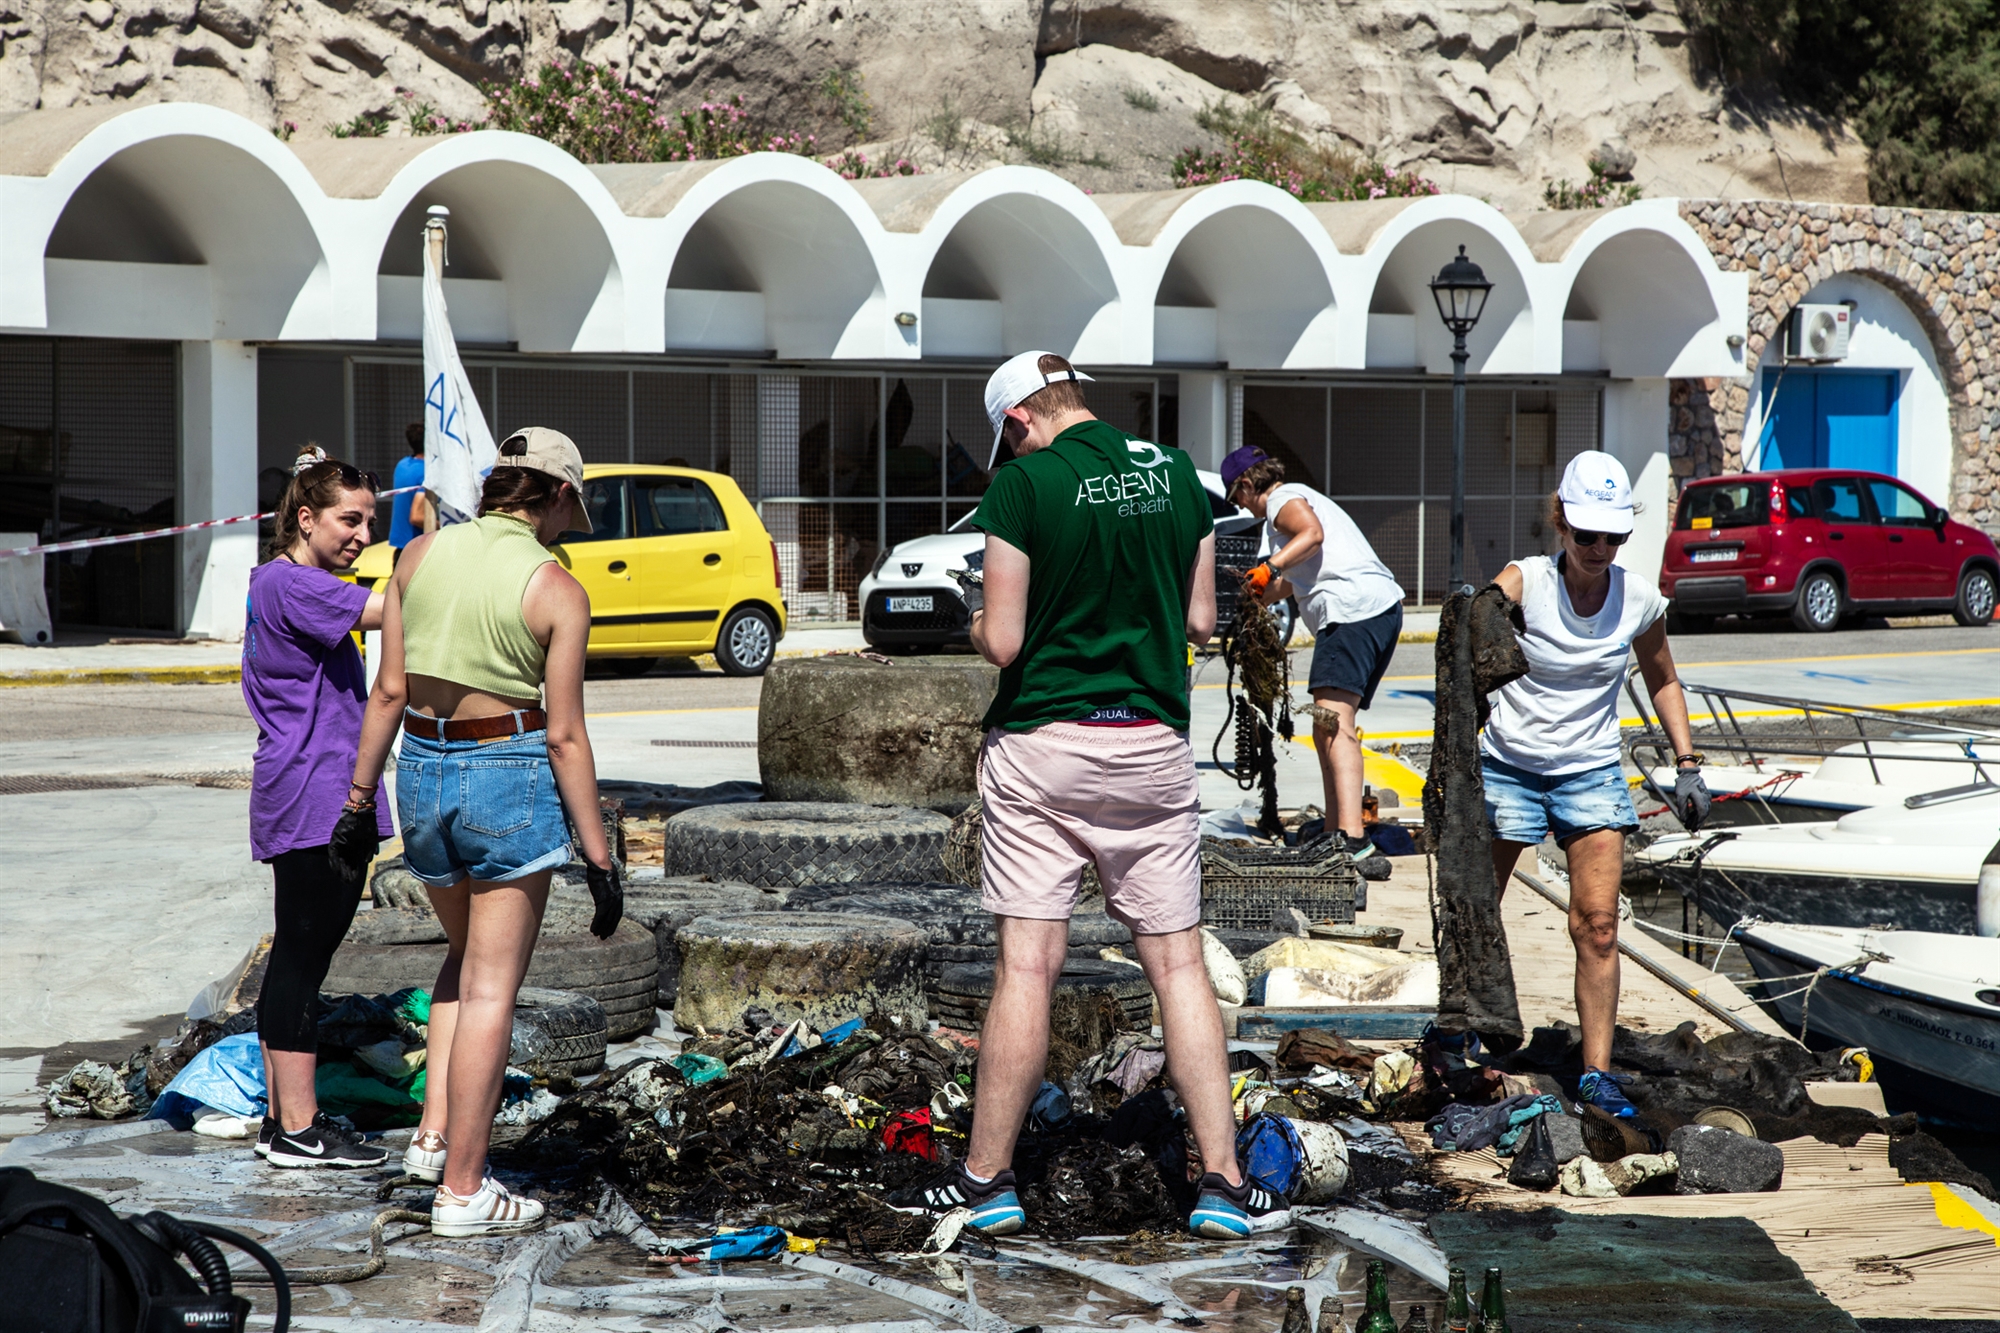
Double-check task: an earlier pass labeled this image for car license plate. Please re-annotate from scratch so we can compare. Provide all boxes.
[1690,547,1737,563]
[887,596,934,613]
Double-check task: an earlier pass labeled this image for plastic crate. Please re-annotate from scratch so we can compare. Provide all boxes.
[1198,835,1361,929]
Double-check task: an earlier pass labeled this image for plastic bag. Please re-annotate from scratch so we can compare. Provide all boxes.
[146,1032,267,1128]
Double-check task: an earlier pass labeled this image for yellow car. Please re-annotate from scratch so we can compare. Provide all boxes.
[346,464,787,676]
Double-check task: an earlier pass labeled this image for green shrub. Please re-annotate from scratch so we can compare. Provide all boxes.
[1678,0,2000,211]
[330,111,390,139]
[484,60,666,163]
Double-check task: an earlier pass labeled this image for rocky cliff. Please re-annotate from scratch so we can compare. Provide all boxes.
[0,0,1867,209]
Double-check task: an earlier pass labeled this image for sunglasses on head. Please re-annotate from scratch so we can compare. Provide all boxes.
[303,459,381,492]
[1569,527,1630,548]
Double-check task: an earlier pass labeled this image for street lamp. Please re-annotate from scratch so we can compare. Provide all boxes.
[1429,244,1492,591]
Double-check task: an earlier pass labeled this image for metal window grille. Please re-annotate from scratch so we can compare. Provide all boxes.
[1241,381,1603,604]
[0,335,177,630]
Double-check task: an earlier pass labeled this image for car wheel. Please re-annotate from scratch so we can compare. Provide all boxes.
[1669,609,1715,634]
[1790,570,1844,633]
[606,656,658,678]
[715,607,777,676]
[1955,567,1998,627]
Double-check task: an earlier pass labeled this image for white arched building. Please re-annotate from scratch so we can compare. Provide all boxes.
[0,102,1749,637]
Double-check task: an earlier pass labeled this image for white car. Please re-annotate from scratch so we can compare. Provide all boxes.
[859,468,1290,651]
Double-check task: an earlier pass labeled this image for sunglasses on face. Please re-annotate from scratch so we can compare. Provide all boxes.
[1569,528,1630,548]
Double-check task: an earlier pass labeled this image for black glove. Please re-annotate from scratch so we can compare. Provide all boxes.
[327,805,382,886]
[947,566,984,616]
[1674,767,1712,832]
[585,860,624,940]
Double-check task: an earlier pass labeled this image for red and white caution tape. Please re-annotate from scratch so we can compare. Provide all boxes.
[0,487,422,560]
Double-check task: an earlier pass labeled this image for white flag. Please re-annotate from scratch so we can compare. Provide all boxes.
[421,217,496,526]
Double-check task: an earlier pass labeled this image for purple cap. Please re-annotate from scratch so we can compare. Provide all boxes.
[1219,446,1268,492]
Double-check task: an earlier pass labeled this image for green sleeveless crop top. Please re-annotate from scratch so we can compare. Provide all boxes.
[401,513,555,700]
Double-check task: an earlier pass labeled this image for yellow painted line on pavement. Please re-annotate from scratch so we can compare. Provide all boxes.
[1356,695,2000,744]
[0,664,242,688]
[1376,643,2000,686]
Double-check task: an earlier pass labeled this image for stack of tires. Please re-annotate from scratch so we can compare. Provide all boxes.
[932,959,1155,1034]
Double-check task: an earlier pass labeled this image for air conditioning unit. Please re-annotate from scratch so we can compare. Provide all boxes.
[1786,303,1853,362]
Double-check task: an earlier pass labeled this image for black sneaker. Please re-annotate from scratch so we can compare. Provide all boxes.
[1189,1171,1291,1239]
[266,1112,389,1170]
[887,1162,1025,1235]
[254,1116,277,1159]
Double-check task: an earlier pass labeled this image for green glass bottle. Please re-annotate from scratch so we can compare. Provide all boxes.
[1444,1266,1472,1333]
[1357,1260,1399,1333]
[1476,1266,1509,1333]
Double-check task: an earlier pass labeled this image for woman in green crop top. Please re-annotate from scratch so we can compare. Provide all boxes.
[346,426,621,1238]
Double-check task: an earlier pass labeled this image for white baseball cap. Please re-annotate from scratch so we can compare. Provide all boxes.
[1558,450,1634,534]
[984,351,1094,468]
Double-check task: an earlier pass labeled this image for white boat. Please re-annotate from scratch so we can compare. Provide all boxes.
[1736,921,2000,1123]
[1632,791,2000,935]
[1644,739,2000,827]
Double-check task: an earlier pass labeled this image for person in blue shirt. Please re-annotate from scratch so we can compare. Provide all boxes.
[389,422,427,556]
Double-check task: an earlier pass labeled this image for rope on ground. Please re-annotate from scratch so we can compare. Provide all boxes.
[230,1208,433,1285]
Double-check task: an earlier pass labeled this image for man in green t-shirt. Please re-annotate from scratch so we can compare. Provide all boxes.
[890,351,1286,1240]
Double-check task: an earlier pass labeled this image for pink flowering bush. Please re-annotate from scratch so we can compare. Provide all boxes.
[1543,160,1642,210]
[1172,104,1436,201]
[824,148,917,180]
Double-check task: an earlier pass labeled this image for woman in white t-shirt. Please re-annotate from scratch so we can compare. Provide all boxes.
[1485,450,1709,1120]
[1220,447,1405,857]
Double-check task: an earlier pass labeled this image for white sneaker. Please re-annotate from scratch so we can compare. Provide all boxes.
[403,1129,447,1183]
[431,1177,546,1238]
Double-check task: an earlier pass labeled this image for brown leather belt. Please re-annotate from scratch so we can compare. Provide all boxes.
[403,708,546,741]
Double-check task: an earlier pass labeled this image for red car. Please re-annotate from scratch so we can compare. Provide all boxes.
[1660,469,2000,632]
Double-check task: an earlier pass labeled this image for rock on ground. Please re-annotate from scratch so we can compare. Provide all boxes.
[1670,1123,1785,1194]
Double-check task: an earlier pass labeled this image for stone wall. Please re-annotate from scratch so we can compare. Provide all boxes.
[1674,199,2000,529]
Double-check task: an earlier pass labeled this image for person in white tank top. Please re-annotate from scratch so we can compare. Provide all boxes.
[1485,451,1710,1120]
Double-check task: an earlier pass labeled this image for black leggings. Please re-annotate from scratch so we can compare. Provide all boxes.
[256,846,364,1052]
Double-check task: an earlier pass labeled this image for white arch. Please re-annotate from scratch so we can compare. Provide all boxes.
[620,152,891,359]
[1,102,335,340]
[1542,200,1747,379]
[343,132,631,354]
[1106,182,1342,369]
[1339,197,1542,375]
[882,169,1130,362]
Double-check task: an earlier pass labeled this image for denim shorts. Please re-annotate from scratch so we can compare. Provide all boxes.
[1481,753,1638,845]
[397,728,571,887]
[1307,603,1403,707]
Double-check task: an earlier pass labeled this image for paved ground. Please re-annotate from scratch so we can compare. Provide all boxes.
[4,619,1997,1085]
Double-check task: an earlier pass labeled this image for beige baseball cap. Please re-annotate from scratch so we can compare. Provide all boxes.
[496,426,590,533]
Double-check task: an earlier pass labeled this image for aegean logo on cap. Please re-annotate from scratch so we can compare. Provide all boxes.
[1583,477,1619,501]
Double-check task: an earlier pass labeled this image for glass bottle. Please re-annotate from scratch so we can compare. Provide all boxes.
[1400,1303,1432,1333]
[1444,1266,1472,1333]
[1476,1266,1509,1333]
[1357,1260,1399,1333]
[1282,1285,1313,1333]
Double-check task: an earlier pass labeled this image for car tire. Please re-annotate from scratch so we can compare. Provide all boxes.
[605,657,658,678]
[662,801,952,888]
[715,607,777,676]
[323,919,660,1040]
[1955,567,1998,627]
[510,987,608,1080]
[1789,570,1844,633]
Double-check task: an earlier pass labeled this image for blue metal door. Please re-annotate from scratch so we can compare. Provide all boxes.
[1758,370,1898,472]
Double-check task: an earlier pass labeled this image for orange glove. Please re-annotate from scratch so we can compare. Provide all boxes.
[1245,562,1275,594]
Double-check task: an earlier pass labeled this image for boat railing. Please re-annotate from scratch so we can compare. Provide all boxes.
[1623,671,2000,822]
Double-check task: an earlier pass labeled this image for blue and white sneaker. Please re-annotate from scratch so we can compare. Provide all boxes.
[1577,1068,1639,1120]
[888,1163,1026,1236]
[1189,1172,1291,1239]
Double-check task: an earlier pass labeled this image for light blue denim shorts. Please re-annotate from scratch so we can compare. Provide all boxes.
[397,728,571,887]
[1481,753,1638,845]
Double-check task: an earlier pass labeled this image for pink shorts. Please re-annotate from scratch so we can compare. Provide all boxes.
[978,722,1202,935]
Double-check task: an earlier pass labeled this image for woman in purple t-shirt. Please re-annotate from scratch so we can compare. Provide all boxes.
[241,447,392,1169]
